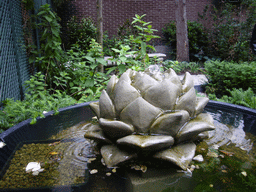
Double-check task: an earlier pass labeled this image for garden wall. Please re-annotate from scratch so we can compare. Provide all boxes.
[58,0,211,44]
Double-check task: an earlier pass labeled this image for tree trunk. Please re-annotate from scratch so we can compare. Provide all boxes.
[175,0,189,62]
[97,0,104,72]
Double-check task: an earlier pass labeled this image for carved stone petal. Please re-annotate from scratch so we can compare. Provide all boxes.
[144,79,180,110]
[113,80,141,115]
[101,145,137,168]
[153,142,196,170]
[84,124,112,144]
[196,131,209,140]
[99,118,134,139]
[150,110,190,137]
[89,101,100,119]
[175,113,215,144]
[99,90,116,119]
[182,72,194,93]
[175,88,196,117]
[116,135,174,152]
[120,97,162,133]
[119,71,132,84]
[106,75,119,100]
[195,97,209,116]
[164,68,182,87]
[132,73,158,95]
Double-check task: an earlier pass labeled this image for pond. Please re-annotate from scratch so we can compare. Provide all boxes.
[0,102,255,192]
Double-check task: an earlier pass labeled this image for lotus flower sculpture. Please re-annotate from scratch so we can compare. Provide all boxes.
[85,66,215,170]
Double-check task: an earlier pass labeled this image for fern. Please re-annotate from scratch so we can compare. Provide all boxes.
[210,88,256,109]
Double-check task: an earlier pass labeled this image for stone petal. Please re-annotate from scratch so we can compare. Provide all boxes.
[196,131,210,140]
[120,97,162,133]
[195,97,209,116]
[175,113,215,144]
[164,68,182,87]
[132,73,158,96]
[182,72,194,93]
[84,124,112,144]
[101,145,137,168]
[116,135,174,152]
[99,90,116,119]
[150,110,190,137]
[113,80,141,115]
[144,79,180,110]
[175,88,196,117]
[89,101,100,119]
[153,142,196,170]
[99,118,134,139]
[106,75,119,100]
[119,71,132,84]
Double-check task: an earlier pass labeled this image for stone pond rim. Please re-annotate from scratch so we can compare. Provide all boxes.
[0,100,256,185]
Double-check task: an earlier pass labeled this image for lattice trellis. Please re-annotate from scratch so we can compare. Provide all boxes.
[0,0,30,106]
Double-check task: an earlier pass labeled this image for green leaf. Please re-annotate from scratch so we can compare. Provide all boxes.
[106,67,117,75]
[85,78,94,87]
[51,28,59,37]
[85,56,95,63]
[37,11,46,16]
[118,64,126,74]
[96,58,107,66]
[141,42,147,55]
[30,118,37,125]
[44,15,52,22]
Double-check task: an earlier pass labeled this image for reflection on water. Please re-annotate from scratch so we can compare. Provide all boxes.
[206,108,254,152]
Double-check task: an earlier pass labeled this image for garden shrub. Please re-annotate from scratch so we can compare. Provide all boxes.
[198,2,256,62]
[162,20,209,61]
[66,16,97,51]
[204,60,256,97]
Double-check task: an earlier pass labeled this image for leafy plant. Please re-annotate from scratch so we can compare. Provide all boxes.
[0,73,77,131]
[130,14,160,64]
[29,4,65,89]
[162,60,203,74]
[106,45,137,75]
[57,39,108,99]
[209,88,256,109]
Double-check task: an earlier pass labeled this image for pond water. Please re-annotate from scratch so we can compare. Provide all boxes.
[0,108,255,192]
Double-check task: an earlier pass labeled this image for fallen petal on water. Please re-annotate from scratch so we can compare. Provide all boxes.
[87,158,96,163]
[241,171,247,177]
[0,141,6,148]
[90,169,98,174]
[212,144,219,150]
[193,154,204,162]
[207,151,218,158]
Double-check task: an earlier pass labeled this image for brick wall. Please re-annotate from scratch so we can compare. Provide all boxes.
[59,0,211,44]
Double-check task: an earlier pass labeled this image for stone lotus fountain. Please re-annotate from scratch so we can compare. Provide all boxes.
[84,66,215,170]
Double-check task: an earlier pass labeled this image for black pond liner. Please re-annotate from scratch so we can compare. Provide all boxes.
[0,100,256,192]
